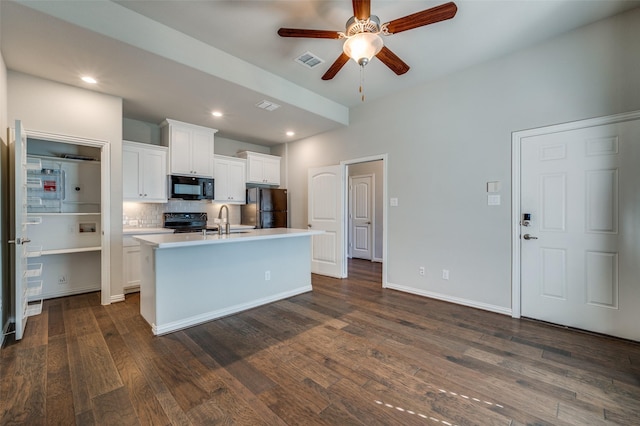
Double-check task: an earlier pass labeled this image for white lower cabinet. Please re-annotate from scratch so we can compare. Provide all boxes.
[123,236,141,293]
[214,155,246,203]
[123,230,174,293]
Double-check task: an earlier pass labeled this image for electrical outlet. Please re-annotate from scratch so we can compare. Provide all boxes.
[442,269,450,280]
[265,270,271,281]
[58,274,68,285]
[419,266,425,276]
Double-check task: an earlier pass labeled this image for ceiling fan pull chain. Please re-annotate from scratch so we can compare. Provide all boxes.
[359,65,365,102]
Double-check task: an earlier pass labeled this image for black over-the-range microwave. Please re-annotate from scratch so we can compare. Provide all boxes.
[169,175,214,200]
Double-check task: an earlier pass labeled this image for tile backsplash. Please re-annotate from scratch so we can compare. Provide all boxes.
[123,201,241,228]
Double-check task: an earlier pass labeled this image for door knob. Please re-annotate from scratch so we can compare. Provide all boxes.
[523,234,538,240]
[366,222,371,225]
[308,224,312,228]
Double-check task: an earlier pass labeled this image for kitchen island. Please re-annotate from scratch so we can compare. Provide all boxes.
[134,228,323,335]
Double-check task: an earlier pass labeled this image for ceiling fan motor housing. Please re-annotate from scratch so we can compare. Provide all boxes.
[345,15,381,36]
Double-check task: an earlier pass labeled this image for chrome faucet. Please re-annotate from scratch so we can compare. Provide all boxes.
[217,205,231,235]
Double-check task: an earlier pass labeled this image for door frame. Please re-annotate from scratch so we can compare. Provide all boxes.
[23,128,112,306]
[348,173,374,260]
[341,154,387,286]
[511,110,640,318]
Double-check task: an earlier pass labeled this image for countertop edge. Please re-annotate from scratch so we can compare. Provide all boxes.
[123,227,174,235]
[134,228,323,249]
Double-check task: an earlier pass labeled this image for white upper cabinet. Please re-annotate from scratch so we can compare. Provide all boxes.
[160,119,217,177]
[123,140,168,203]
[214,155,246,203]
[238,151,281,186]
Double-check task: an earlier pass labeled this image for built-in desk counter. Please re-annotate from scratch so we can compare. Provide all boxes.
[134,228,323,335]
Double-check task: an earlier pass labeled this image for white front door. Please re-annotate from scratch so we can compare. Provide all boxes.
[349,175,373,260]
[520,118,640,341]
[308,165,345,278]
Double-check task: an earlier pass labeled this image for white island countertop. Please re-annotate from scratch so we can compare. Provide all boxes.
[134,228,323,249]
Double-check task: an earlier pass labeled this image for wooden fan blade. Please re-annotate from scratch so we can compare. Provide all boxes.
[385,2,457,34]
[352,0,371,20]
[375,46,410,75]
[277,28,340,39]
[322,53,350,80]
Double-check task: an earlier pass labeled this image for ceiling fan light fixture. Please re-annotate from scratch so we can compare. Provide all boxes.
[343,32,383,66]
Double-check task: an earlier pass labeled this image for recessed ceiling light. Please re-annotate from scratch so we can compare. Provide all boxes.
[212,111,223,117]
[286,131,295,137]
[81,76,97,84]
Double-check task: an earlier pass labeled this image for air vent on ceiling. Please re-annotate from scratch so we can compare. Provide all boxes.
[295,51,325,69]
[255,100,281,112]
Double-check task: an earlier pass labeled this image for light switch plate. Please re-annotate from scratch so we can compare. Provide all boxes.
[487,181,501,193]
[390,198,398,207]
[488,194,501,206]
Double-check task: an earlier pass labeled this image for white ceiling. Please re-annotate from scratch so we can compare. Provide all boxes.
[2,0,639,146]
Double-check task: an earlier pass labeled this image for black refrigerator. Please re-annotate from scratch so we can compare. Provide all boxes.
[241,187,288,228]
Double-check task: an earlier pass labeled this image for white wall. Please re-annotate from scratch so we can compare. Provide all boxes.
[123,118,162,145]
[8,71,124,300]
[214,136,270,157]
[284,8,640,313]
[123,117,270,156]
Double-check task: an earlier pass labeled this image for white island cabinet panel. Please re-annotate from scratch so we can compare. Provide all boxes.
[136,229,321,335]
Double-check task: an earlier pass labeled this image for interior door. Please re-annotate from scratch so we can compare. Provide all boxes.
[349,175,373,260]
[520,119,640,341]
[308,165,345,278]
[10,120,30,340]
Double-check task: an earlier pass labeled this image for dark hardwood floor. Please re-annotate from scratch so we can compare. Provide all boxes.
[2,259,639,425]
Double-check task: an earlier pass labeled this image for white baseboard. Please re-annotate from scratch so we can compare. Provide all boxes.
[151,285,312,335]
[123,285,140,295]
[110,294,125,303]
[372,257,383,263]
[384,281,512,316]
[41,284,101,301]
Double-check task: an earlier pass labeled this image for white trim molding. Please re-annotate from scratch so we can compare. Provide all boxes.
[386,282,512,316]
[341,154,388,287]
[110,294,126,303]
[24,129,113,306]
[511,109,640,319]
[151,285,312,335]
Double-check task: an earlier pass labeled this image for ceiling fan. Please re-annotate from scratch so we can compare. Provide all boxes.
[278,0,458,81]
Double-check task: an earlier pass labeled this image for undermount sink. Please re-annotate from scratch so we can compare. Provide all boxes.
[205,229,252,235]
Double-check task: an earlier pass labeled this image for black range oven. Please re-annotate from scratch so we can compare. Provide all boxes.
[163,212,212,233]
